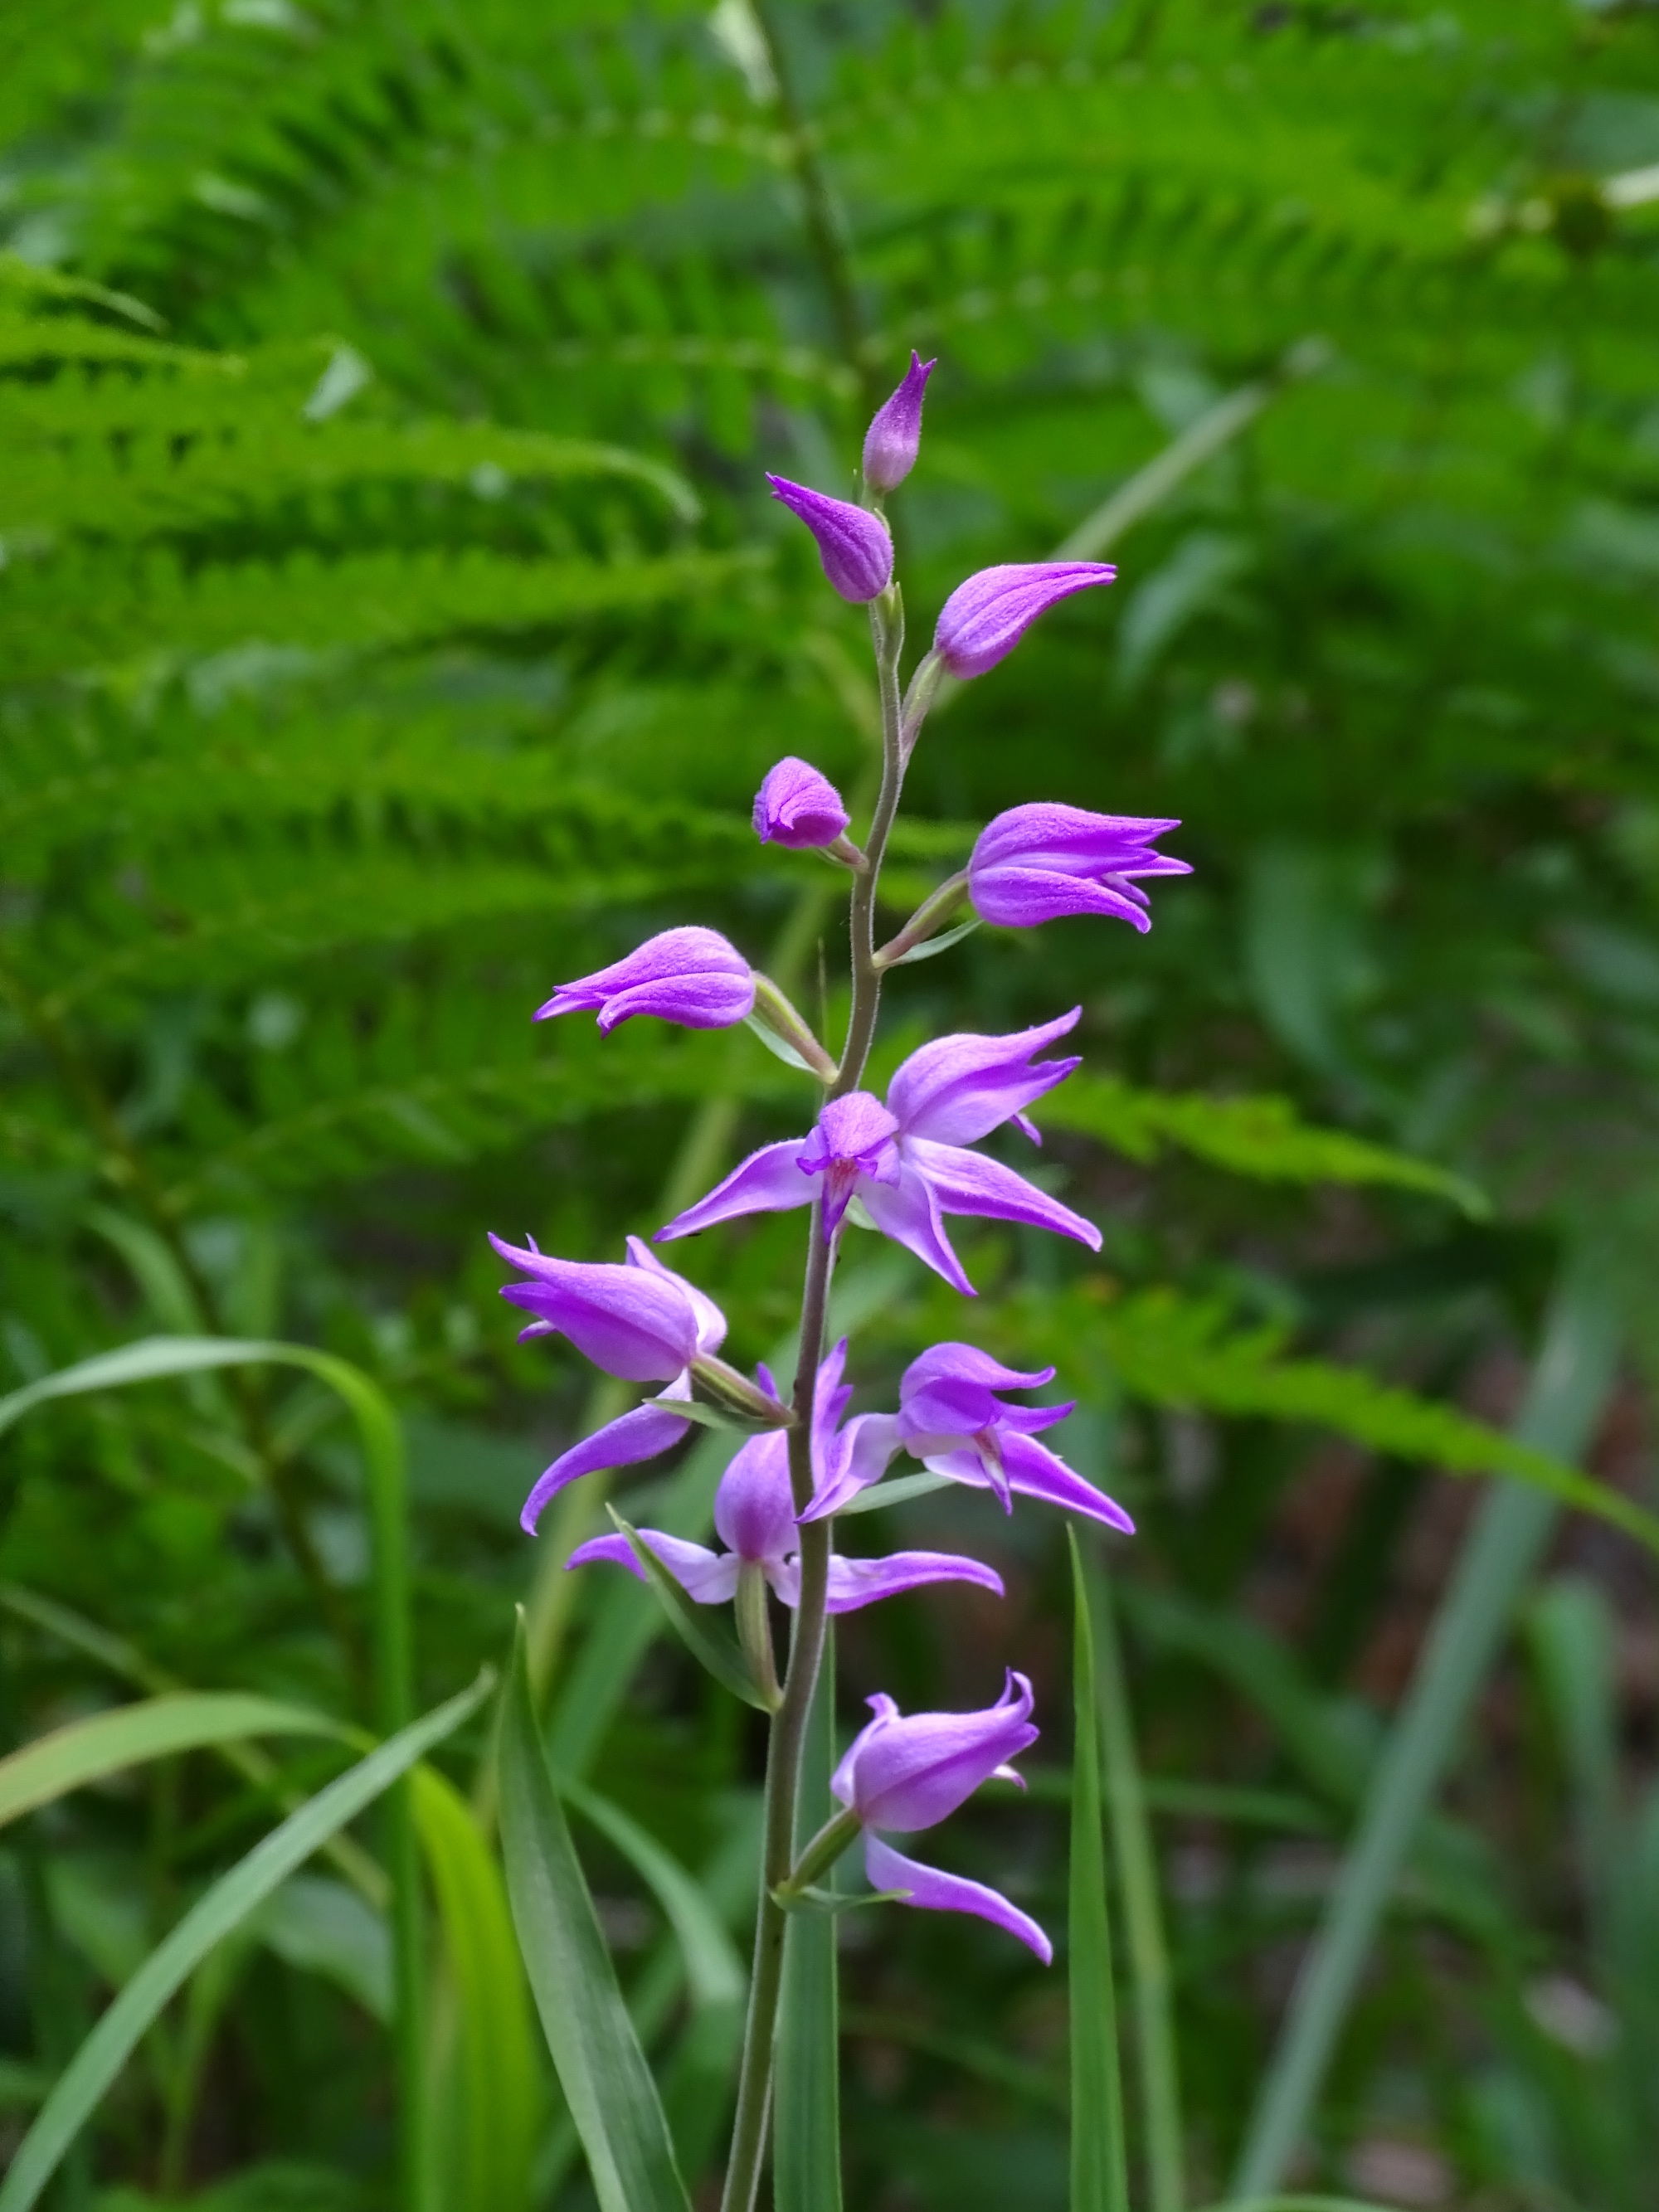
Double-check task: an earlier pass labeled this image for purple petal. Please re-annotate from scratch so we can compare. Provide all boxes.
[937,1430,1135,1534]
[802,1409,904,1520]
[753,757,851,848]
[713,1430,799,1564]
[824,1549,1005,1613]
[885,1010,1082,1146]
[623,1235,727,1356]
[766,475,893,603]
[655,1139,815,1242]
[971,867,1158,932]
[859,1163,975,1296]
[862,350,936,493]
[833,1671,1039,1832]
[934,562,1117,680]
[811,1338,853,1469]
[971,804,1187,876]
[521,1402,692,1533]
[565,1528,740,1603]
[903,1137,1102,1252]
[490,1235,703,1380]
[863,1835,1052,1964]
[534,926,754,1033]
[902,1343,1055,1402]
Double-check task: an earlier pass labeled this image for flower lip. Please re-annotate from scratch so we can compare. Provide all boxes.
[862,350,937,493]
[753,756,851,849]
[766,474,894,604]
[797,1091,902,1235]
[969,803,1191,932]
[934,561,1117,680]
[534,926,755,1033]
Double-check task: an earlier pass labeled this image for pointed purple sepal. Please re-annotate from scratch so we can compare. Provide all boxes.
[863,1834,1052,1963]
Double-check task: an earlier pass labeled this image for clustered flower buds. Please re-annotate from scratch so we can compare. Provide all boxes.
[491,342,1189,2020]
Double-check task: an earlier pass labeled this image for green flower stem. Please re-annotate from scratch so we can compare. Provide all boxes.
[874,868,971,969]
[776,1806,862,1901]
[718,582,909,2212]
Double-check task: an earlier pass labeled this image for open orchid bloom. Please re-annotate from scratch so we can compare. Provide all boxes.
[655,1011,1100,1294]
[534,926,755,1033]
[830,1674,1050,1961]
[490,1234,771,1534]
[801,1342,1133,1533]
[970,803,1191,932]
[567,1344,999,1615]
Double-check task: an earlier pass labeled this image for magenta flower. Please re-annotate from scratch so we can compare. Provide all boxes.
[805,1342,1133,1534]
[491,1233,751,1533]
[862,351,936,493]
[766,475,893,603]
[753,757,851,849]
[656,1012,1100,1295]
[971,803,1190,932]
[534,926,754,1034]
[934,562,1117,679]
[567,1346,995,1614]
[830,1675,1050,1961]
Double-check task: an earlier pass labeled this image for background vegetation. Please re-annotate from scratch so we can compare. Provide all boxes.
[2,0,1657,2205]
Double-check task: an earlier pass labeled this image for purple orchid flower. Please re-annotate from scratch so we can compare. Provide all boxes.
[534,926,755,1034]
[804,1342,1134,1534]
[934,562,1117,679]
[766,475,894,603]
[656,1012,1101,1295]
[862,351,937,493]
[753,757,851,850]
[490,1233,759,1534]
[830,1674,1050,1962]
[567,1344,997,1613]
[970,803,1191,932]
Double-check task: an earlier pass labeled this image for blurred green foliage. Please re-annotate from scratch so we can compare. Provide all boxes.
[2,0,1658,2205]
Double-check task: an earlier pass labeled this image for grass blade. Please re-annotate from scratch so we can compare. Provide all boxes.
[1068,1526,1129,2212]
[411,1767,540,2212]
[0,1674,490,2212]
[774,1621,842,2212]
[1091,1564,1185,2212]
[497,1608,692,2212]
[565,1780,746,2013]
[1230,1255,1621,2198]
[0,1694,349,1830]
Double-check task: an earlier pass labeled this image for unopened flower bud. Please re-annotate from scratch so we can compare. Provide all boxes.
[934,562,1117,679]
[969,803,1190,932]
[753,757,851,849]
[766,474,893,603]
[862,351,936,493]
[535,926,755,1033]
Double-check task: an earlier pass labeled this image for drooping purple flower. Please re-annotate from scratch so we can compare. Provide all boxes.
[805,1344,1133,1531]
[934,562,1117,680]
[862,351,937,493]
[656,1011,1100,1295]
[753,757,852,850]
[491,1234,747,1533]
[766,475,894,603]
[534,926,754,1034]
[567,1345,996,1614]
[830,1675,1050,1962]
[970,804,1191,933]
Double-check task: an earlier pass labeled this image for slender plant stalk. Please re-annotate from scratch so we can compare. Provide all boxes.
[1092,1557,1185,2212]
[719,587,907,2212]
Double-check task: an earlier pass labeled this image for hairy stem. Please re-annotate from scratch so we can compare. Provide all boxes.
[720,589,908,2212]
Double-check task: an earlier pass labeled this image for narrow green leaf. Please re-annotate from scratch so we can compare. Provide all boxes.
[775,1627,842,2212]
[742,1012,825,1076]
[411,1767,540,2212]
[775,1887,907,1916]
[1068,1527,1128,2212]
[608,1508,771,1710]
[563,1780,745,2011]
[0,1674,491,2212]
[1091,1568,1185,2212]
[0,1694,350,1831]
[496,1610,693,2212]
[884,916,983,967]
[836,1471,956,1515]
[1231,1257,1621,2198]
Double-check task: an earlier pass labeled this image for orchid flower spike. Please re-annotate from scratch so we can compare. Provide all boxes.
[804,1342,1134,1534]
[970,803,1191,932]
[766,475,893,603]
[656,1010,1101,1295]
[753,757,851,850]
[490,1234,778,1533]
[567,1341,996,1613]
[934,562,1117,679]
[830,1675,1051,1961]
[535,926,755,1033]
[862,350,936,493]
